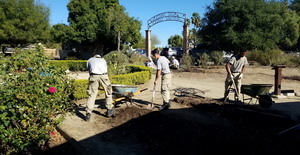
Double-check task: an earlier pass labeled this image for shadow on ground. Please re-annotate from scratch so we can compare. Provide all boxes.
[44,99,300,155]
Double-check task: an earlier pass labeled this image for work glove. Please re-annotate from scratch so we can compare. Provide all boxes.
[229,74,234,79]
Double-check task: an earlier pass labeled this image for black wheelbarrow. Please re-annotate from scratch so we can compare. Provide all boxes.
[241,84,275,108]
[111,84,148,106]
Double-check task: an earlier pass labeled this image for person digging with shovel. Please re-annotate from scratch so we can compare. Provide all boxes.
[85,54,115,122]
[223,49,249,102]
[151,48,172,110]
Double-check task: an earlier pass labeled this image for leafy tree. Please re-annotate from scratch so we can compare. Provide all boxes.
[151,34,161,48]
[200,0,300,51]
[133,36,145,49]
[124,17,142,48]
[132,33,161,50]
[0,0,50,47]
[50,24,74,44]
[190,12,201,48]
[191,12,201,28]
[66,0,142,54]
[290,0,300,15]
[168,35,183,47]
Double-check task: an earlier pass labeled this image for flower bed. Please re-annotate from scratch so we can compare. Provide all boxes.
[0,47,75,154]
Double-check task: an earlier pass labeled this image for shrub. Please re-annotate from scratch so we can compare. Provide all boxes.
[291,56,300,67]
[104,51,129,75]
[128,52,148,65]
[73,65,152,99]
[247,49,293,66]
[209,51,224,65]
[199,53,210,69]
[111,65,152,85]
[73,80,89,99]
[0,46,75,154]
[49,60,87,71]
[181,54,193,71]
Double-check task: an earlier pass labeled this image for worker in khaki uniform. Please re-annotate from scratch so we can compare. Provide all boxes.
[85,54,114,121]
[152,49,172,110]
[223,49,249,101]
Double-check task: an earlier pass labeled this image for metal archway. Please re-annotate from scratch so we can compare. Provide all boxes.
[147,12,186,29]
[145,12,189,59]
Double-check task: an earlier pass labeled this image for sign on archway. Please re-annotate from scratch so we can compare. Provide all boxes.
[145,12,189,59]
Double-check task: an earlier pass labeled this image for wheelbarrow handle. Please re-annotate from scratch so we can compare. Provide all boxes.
[133,88,148,95]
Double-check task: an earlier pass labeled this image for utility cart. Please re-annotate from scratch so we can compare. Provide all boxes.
[111,84,147,106]
[241,84,274,108]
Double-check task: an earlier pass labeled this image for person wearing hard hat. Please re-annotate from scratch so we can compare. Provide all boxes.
[152,49,172,110]
[223,49,249,101]
[85,54,115,121]
[170,56,180,69]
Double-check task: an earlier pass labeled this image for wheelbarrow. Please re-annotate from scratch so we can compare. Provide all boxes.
[241,84,274,108]
[111,84,148,106]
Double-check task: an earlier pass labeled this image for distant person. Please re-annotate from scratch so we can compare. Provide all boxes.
[145,58,154,68]
[223,49,249,101]
[152,48,172,110]
[85,54,115,122]
[170,56,180,69]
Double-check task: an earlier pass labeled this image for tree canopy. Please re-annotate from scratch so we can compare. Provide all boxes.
[168,35,183,47]
[56,0,142,53]
[190,12,201,48]
[0,0,50,47]
[200,0,300,51]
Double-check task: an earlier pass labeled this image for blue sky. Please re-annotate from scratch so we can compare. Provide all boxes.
[40,0,214,47]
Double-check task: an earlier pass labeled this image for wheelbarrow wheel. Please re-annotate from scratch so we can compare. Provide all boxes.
[258,95,273,108]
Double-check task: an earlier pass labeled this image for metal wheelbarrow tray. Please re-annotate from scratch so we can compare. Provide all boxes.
[111,84,147,105]
[241,84,274,108]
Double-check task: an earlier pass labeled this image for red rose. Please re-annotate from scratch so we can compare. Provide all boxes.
[48,87,56,94]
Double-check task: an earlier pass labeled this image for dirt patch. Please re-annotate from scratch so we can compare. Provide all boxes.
[107,106,152,126]
[63,99,300,155]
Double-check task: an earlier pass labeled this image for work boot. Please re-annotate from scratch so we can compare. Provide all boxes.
[159,102,170,111]
[106,107,116,117]
[85,113,91,122]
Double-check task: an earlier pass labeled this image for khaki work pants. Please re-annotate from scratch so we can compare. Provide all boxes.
[224,72,243,99]
[86,74,113,114]
[161,73,172,103]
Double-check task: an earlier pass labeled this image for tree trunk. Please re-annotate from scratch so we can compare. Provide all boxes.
[117,31,121,51]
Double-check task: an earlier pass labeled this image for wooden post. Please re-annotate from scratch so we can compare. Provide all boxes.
[145,30,151,59]
[272,65,286,95]
[183,22,189,55]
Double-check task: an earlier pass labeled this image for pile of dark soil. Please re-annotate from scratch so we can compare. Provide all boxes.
[77,97,299,155]
[283,75,300,81]
[45,97,300,155]
[109,107,152,126]
[174,96,224,106]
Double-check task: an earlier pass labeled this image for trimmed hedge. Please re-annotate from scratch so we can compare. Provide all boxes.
[49,60,87,71]
[73,65,152,99]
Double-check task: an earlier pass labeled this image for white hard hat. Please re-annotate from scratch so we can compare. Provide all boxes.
[94,54,101,58]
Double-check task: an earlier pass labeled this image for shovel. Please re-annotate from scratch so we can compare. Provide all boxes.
[230,74,239,101]
[147,83,156,109]
[224,74,239,101]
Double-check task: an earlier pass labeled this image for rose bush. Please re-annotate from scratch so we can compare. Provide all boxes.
[0,46,75,154]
